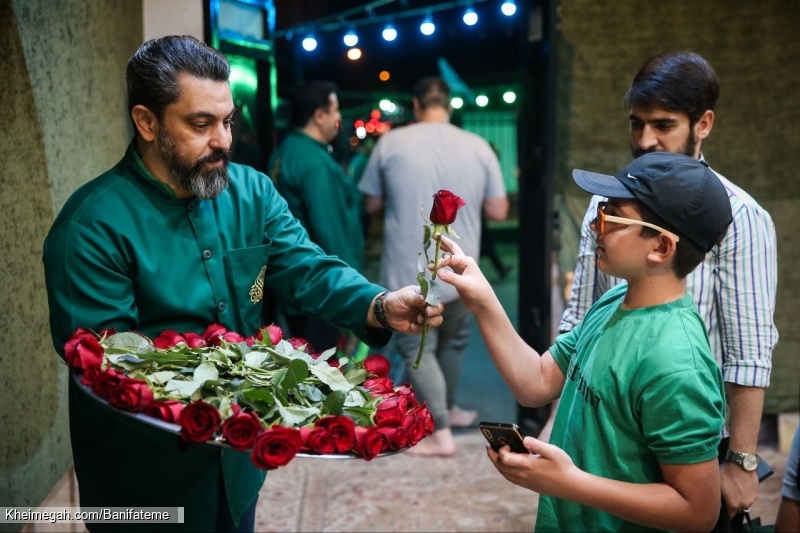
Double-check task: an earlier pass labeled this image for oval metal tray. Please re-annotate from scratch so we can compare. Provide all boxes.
[72,371,405,459]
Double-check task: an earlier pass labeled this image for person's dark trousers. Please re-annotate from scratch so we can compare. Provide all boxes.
[286,314,341,352]
[216,483,257,532]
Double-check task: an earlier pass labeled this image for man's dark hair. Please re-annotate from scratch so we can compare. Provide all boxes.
[635,201,725,279]
[413,77,451,111]
[126,35,230,122]
[624,51,719,126]
[289,81,337,128]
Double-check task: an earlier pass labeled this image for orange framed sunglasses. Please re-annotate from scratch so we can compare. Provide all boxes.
[594,201,680,242]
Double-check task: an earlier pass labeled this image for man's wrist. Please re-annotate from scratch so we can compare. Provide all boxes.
[725,449,759,472]
[373,291,396,331]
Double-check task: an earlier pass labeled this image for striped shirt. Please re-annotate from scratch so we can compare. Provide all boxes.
[558,165,778,389]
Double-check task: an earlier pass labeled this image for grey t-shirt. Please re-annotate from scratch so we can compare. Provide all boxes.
[358,121,507,303]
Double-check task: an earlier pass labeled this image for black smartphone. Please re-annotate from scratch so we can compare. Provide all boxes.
[756,457,774,482]
[479,421,528,454]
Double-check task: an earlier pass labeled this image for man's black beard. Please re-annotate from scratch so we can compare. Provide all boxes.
[157,127,231,199]
[631,129,697,159]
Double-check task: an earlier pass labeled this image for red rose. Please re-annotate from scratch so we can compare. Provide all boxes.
[250,426,303,470]
[92,369,123,399]
[394,385,418,403]
[80,365,102,387]
[378,426,409,450]
[179,401,222,443]
[108,377,154,412]
[402,414,427,446]
[64,334,104,371]
[145,400,185,423]
[410,402,436,434]
[97,328,117,338]
[315,416,356,453]
[288,338,314,353]
[153,330,185,349]
[429,190,466,225]
[353,426,388,461]
[184,332,206,348]
[364,377,394,395]
[256,324,283,345]
[221,411,263,451]
[363,354,390,377]
[301,427,337,454]
[220,331,245,344]
[244,336,255,347]
[69,327,95,340]
[373,395,408,427]
[201,323,228,343]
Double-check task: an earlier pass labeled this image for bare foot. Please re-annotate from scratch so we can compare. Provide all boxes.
[449,406,478,428]
[407,428,457,457]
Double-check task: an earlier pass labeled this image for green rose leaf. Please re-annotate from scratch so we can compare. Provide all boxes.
[278,404,319,427]
[280,358,309,390]
[322,390,346,415]
[244,351,269,368]
[241,388,276,405]
[149,371,177,384]
[422,223,432,248]
[343,368,368,387]
[425,279,442,307]
[296,382,324,403]
[193,361,219,383]
[164,379,204,398]
[105,332,152,352]
[309,364,354,392]
[344,389,368,407]
[105,354,148,369]
[343,405,376,426]
[207,350,232,366]
[315,347,337,362]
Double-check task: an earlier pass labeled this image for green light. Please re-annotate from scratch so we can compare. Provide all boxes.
[229,58,258,95]
[451,97,464,109]
[476,95,489,107]
[503,91,516,104]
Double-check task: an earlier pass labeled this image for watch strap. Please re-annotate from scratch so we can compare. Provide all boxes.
[725,450,746,464]
[374,291,396,332]
[725,449,758,471]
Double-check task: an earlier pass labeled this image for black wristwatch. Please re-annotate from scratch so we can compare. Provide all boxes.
[725,450,759,472]
[373,291,396,331]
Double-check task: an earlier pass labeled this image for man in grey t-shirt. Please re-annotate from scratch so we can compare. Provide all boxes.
[359,77,508,455]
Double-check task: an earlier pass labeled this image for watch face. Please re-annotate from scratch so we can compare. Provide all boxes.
[742,453,758,471]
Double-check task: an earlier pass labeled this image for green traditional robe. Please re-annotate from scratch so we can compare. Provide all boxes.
[43,144,388,531]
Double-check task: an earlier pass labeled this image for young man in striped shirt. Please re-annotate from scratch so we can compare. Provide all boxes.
[558,51,779,523]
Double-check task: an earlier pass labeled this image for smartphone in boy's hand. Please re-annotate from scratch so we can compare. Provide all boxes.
[479,421,529,454]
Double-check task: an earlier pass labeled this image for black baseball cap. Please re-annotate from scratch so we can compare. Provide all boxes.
[572,152,733,252]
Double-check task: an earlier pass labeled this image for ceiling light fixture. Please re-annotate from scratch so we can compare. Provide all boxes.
[501,0,517,17]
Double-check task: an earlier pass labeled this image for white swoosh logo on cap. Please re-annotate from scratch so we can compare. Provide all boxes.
[627,173,638,180]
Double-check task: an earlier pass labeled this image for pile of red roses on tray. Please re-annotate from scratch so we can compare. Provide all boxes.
[64,323,434,470]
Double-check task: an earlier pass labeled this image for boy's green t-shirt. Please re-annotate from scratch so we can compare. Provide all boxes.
[540,283,725,532]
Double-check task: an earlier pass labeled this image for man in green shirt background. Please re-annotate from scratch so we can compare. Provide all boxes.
[268,81,365,351]
[42,35,442,532]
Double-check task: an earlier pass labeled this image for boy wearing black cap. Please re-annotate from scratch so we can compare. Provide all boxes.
[437,152,732,531]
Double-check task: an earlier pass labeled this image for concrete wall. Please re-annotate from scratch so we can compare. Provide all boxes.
[0,0,142,517]
[555,1,800,413]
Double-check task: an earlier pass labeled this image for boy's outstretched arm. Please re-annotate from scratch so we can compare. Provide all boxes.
[436,236,564,406]
[491,436,720,532]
